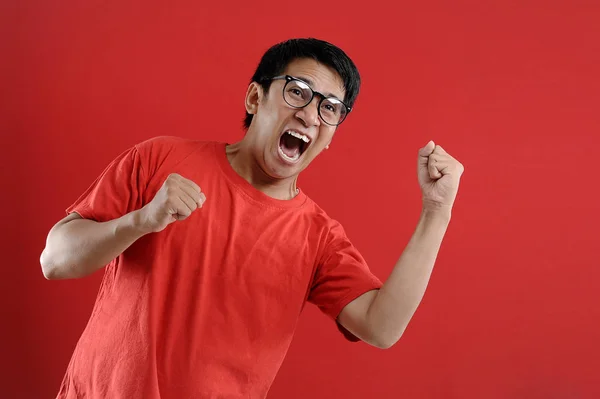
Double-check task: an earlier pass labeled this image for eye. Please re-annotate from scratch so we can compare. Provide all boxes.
[287,84,308,99]
[321,100,340,115]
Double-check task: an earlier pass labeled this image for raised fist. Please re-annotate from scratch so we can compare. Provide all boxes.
[139,173,206,233]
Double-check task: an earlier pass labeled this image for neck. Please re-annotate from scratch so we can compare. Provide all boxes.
[225,139,299,201]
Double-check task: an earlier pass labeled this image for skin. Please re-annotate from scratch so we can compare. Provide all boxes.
[40,57,465,350]
[226,58,466,349]
[226,58,343,200]
[337,142,464,348]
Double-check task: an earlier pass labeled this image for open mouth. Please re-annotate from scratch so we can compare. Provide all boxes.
[278,130,311,163]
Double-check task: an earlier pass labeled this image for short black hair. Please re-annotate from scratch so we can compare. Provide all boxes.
[243,38,361,129]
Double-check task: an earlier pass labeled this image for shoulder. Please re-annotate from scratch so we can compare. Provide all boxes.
[301,198,364,269]
[134,135,221,166]
[125,136,225,184]
[134,135,216,157]
[301,197,348,245]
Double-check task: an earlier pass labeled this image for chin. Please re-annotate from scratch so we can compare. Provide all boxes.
[261,150,301,179]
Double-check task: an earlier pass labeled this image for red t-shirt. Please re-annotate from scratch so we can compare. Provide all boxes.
[57,136,382,399]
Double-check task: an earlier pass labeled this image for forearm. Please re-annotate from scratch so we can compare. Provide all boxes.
[40,210,149,280]
[366,206,451,346]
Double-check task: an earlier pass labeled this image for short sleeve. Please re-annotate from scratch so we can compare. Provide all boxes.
[65,146,147,222]
[308,221,383,341]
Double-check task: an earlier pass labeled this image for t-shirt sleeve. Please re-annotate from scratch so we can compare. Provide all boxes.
[65,146,147,222]
[308,221,383,342]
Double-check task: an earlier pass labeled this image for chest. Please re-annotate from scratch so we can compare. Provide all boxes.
[130,172,323,304]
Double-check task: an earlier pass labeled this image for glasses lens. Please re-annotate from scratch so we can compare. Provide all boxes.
[320,98,347,125]
[284,79,313,107]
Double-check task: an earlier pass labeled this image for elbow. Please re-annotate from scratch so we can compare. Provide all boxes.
[40,247,92,280]
[40,248,72,280]
[40,248,60,280]
[40,216,86,280]
[371,337,400,350]
[368,328,406,350]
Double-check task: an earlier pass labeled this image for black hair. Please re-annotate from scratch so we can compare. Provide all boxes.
[243,38,361,129]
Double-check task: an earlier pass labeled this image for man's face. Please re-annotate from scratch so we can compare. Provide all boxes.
[246,58,346,180]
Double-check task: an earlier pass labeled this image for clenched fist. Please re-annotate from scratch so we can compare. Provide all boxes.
[139,173,206,233]
[418,141,464,211]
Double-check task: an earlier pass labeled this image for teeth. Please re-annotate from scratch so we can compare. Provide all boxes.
[278,146,300,162]
[286,131,310,143]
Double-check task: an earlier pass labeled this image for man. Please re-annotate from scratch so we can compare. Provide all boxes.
[41,38,464,398]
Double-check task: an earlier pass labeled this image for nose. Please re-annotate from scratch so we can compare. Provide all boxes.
[295,97,321,127]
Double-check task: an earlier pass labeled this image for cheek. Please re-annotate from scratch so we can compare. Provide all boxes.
[316,128,335,146]
[260,104,287,129]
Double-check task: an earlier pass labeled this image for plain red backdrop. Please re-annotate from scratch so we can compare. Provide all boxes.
[2,0,599,398]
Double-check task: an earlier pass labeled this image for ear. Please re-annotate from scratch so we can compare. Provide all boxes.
[245,82,263,115]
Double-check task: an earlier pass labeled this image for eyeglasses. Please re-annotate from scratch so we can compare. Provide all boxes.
[266,75,351,126]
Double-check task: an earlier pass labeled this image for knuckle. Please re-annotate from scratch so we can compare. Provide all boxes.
[164,178,176,190]
[167,192,179,203]
[164,184,175,196]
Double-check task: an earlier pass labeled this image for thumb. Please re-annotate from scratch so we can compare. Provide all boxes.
[418,140,435,164]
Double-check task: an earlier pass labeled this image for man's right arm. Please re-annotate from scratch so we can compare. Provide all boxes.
[40,173,206,280]
[40,210,151,280]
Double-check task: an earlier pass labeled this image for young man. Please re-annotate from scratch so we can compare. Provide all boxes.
[41,38,464,398]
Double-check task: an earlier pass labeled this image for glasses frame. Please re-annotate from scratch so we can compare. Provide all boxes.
[267,75,351,126]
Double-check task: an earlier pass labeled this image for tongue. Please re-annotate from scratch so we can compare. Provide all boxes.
[280,134,301,158]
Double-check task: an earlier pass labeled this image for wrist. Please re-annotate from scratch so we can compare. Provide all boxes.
[420,201,452,224]
[125,209,153,237]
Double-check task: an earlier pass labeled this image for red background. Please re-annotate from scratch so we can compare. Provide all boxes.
[2,1,599,398]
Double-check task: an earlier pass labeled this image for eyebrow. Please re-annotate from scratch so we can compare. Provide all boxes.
[296,75,343,101]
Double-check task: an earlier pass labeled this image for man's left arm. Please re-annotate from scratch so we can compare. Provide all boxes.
[338,141,464,349]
